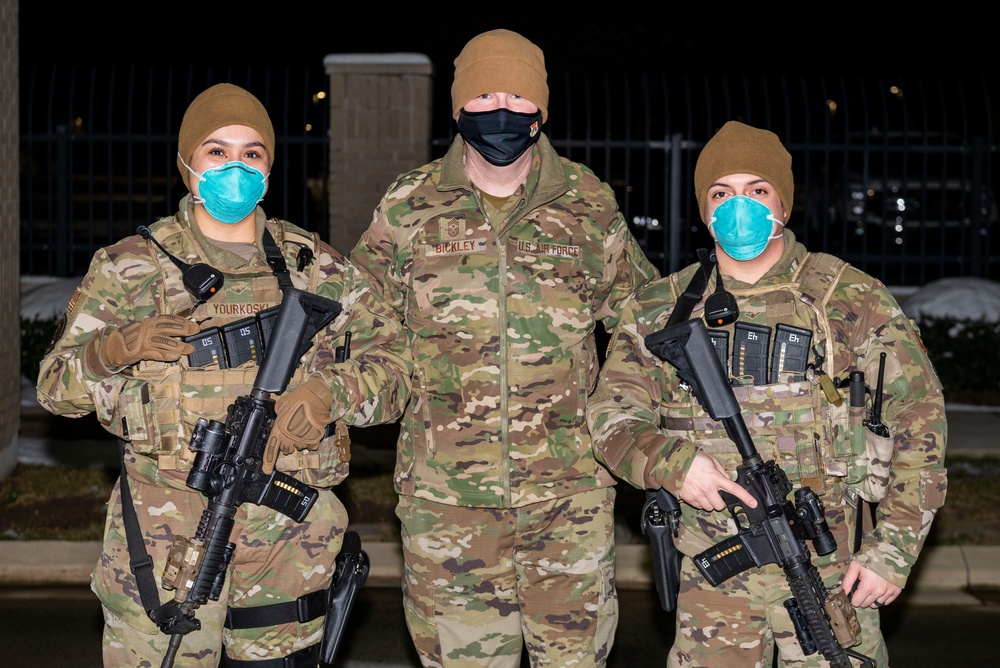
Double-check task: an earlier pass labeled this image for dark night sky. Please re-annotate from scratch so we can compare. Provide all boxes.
[19,1,988,80]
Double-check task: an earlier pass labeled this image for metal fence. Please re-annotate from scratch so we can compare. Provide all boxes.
[19,63,331,277]
[21,64,999,286]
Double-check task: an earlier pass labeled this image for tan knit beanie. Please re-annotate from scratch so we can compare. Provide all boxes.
[451,29,549,123]
[176,83,275,191]
[694,121,794,223]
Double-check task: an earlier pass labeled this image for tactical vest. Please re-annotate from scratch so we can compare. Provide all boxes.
[661,252,891,507]
[115,218,348,488]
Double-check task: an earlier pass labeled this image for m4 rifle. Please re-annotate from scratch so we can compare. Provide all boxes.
[155,288,342,668]
[644,318,875,668]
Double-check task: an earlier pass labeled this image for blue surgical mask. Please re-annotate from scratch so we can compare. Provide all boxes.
[180,155,268,224]
[457,108,542,166]
[708,195,785,261]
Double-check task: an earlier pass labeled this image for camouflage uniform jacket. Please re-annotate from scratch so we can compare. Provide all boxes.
[350,134,658,508]
[37,196,411,491]
[588,229,947,587]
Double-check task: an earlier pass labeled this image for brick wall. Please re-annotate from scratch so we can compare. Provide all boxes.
[324,54,433,255]
[0,0,19,478]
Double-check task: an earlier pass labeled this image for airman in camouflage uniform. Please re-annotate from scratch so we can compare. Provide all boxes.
[348,29,658,667]
[588,121,948,667]
[35,84,410,668]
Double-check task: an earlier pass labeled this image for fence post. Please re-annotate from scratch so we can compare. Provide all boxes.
[55,124,70,277]
[971,135,988,277]
[667,132,684,274]
[323,54,434,255]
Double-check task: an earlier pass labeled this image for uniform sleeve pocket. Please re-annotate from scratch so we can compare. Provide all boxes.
[852,430,894,503]
[920,468,948,511]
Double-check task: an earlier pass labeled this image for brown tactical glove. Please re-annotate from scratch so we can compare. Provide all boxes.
[84,314,199,375]
[268,376,334,458]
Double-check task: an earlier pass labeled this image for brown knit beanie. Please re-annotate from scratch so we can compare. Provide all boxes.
[451,29,549,123]
[176,83,275,191]
[694,121,794,223]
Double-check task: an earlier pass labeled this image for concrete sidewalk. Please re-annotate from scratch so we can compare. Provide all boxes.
[4,403,1000,605]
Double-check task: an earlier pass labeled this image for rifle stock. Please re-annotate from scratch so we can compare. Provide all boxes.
[644,318,874,668]
[156,288,342,668]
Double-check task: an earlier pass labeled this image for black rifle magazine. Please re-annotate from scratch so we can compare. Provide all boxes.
[319,530,371,664]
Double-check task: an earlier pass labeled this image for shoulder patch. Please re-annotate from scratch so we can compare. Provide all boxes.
[65,287,82,316]
[44,314,68,356]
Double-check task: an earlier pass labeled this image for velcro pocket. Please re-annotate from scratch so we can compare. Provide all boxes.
[119,383,157,453]
[920,468,948,511]
[851,430,894,503]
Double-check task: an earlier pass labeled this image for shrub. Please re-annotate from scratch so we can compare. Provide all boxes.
[20,316,61,382]
[914,316,1000,397]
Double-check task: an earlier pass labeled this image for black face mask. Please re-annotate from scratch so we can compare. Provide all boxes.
[456,108,543,166]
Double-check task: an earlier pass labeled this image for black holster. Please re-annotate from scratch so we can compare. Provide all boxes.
[319,530,371,664]
[641,489,683,612]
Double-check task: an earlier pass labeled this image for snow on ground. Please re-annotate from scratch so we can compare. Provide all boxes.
[899,277,1000,322]
[19,275,78,321]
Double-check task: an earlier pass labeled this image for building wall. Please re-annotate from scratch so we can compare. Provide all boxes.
[0,0,19,478]
[324,54,433,255]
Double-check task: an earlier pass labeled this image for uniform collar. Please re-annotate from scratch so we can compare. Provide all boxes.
[440,133,570,209]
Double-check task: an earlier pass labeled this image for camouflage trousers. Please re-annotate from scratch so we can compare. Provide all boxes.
[396,487,619,667]
[668,557,888,667]
[94,473,348,667]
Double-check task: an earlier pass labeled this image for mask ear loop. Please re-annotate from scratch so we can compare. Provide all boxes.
[178,153,208,205]
[768,214,787,240]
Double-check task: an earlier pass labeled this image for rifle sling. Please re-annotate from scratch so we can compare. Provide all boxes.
[644,249,716,513]
[262,228,293,293]
[265,227,340,439]
[667,248,715,328]
[117,440,165,618]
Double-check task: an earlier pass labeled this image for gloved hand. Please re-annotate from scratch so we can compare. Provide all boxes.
[269,376,334,456]
[84,314,199,375]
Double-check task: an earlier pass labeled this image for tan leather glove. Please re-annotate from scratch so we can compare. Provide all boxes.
[268,376,334,457]
[84,314,199,375]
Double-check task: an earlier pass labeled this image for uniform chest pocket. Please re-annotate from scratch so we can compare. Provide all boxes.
[505,238,595,331]
[411,235,494,319]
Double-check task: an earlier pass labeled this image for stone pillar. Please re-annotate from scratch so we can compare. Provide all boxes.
[324,53,433,255]
[0,0,19,479]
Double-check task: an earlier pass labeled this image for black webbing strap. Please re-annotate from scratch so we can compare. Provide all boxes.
[222,643,320,668]
[665,248,715,328]
[262,228,293,293]
[117,440,165,617]
[224,589,328,629]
